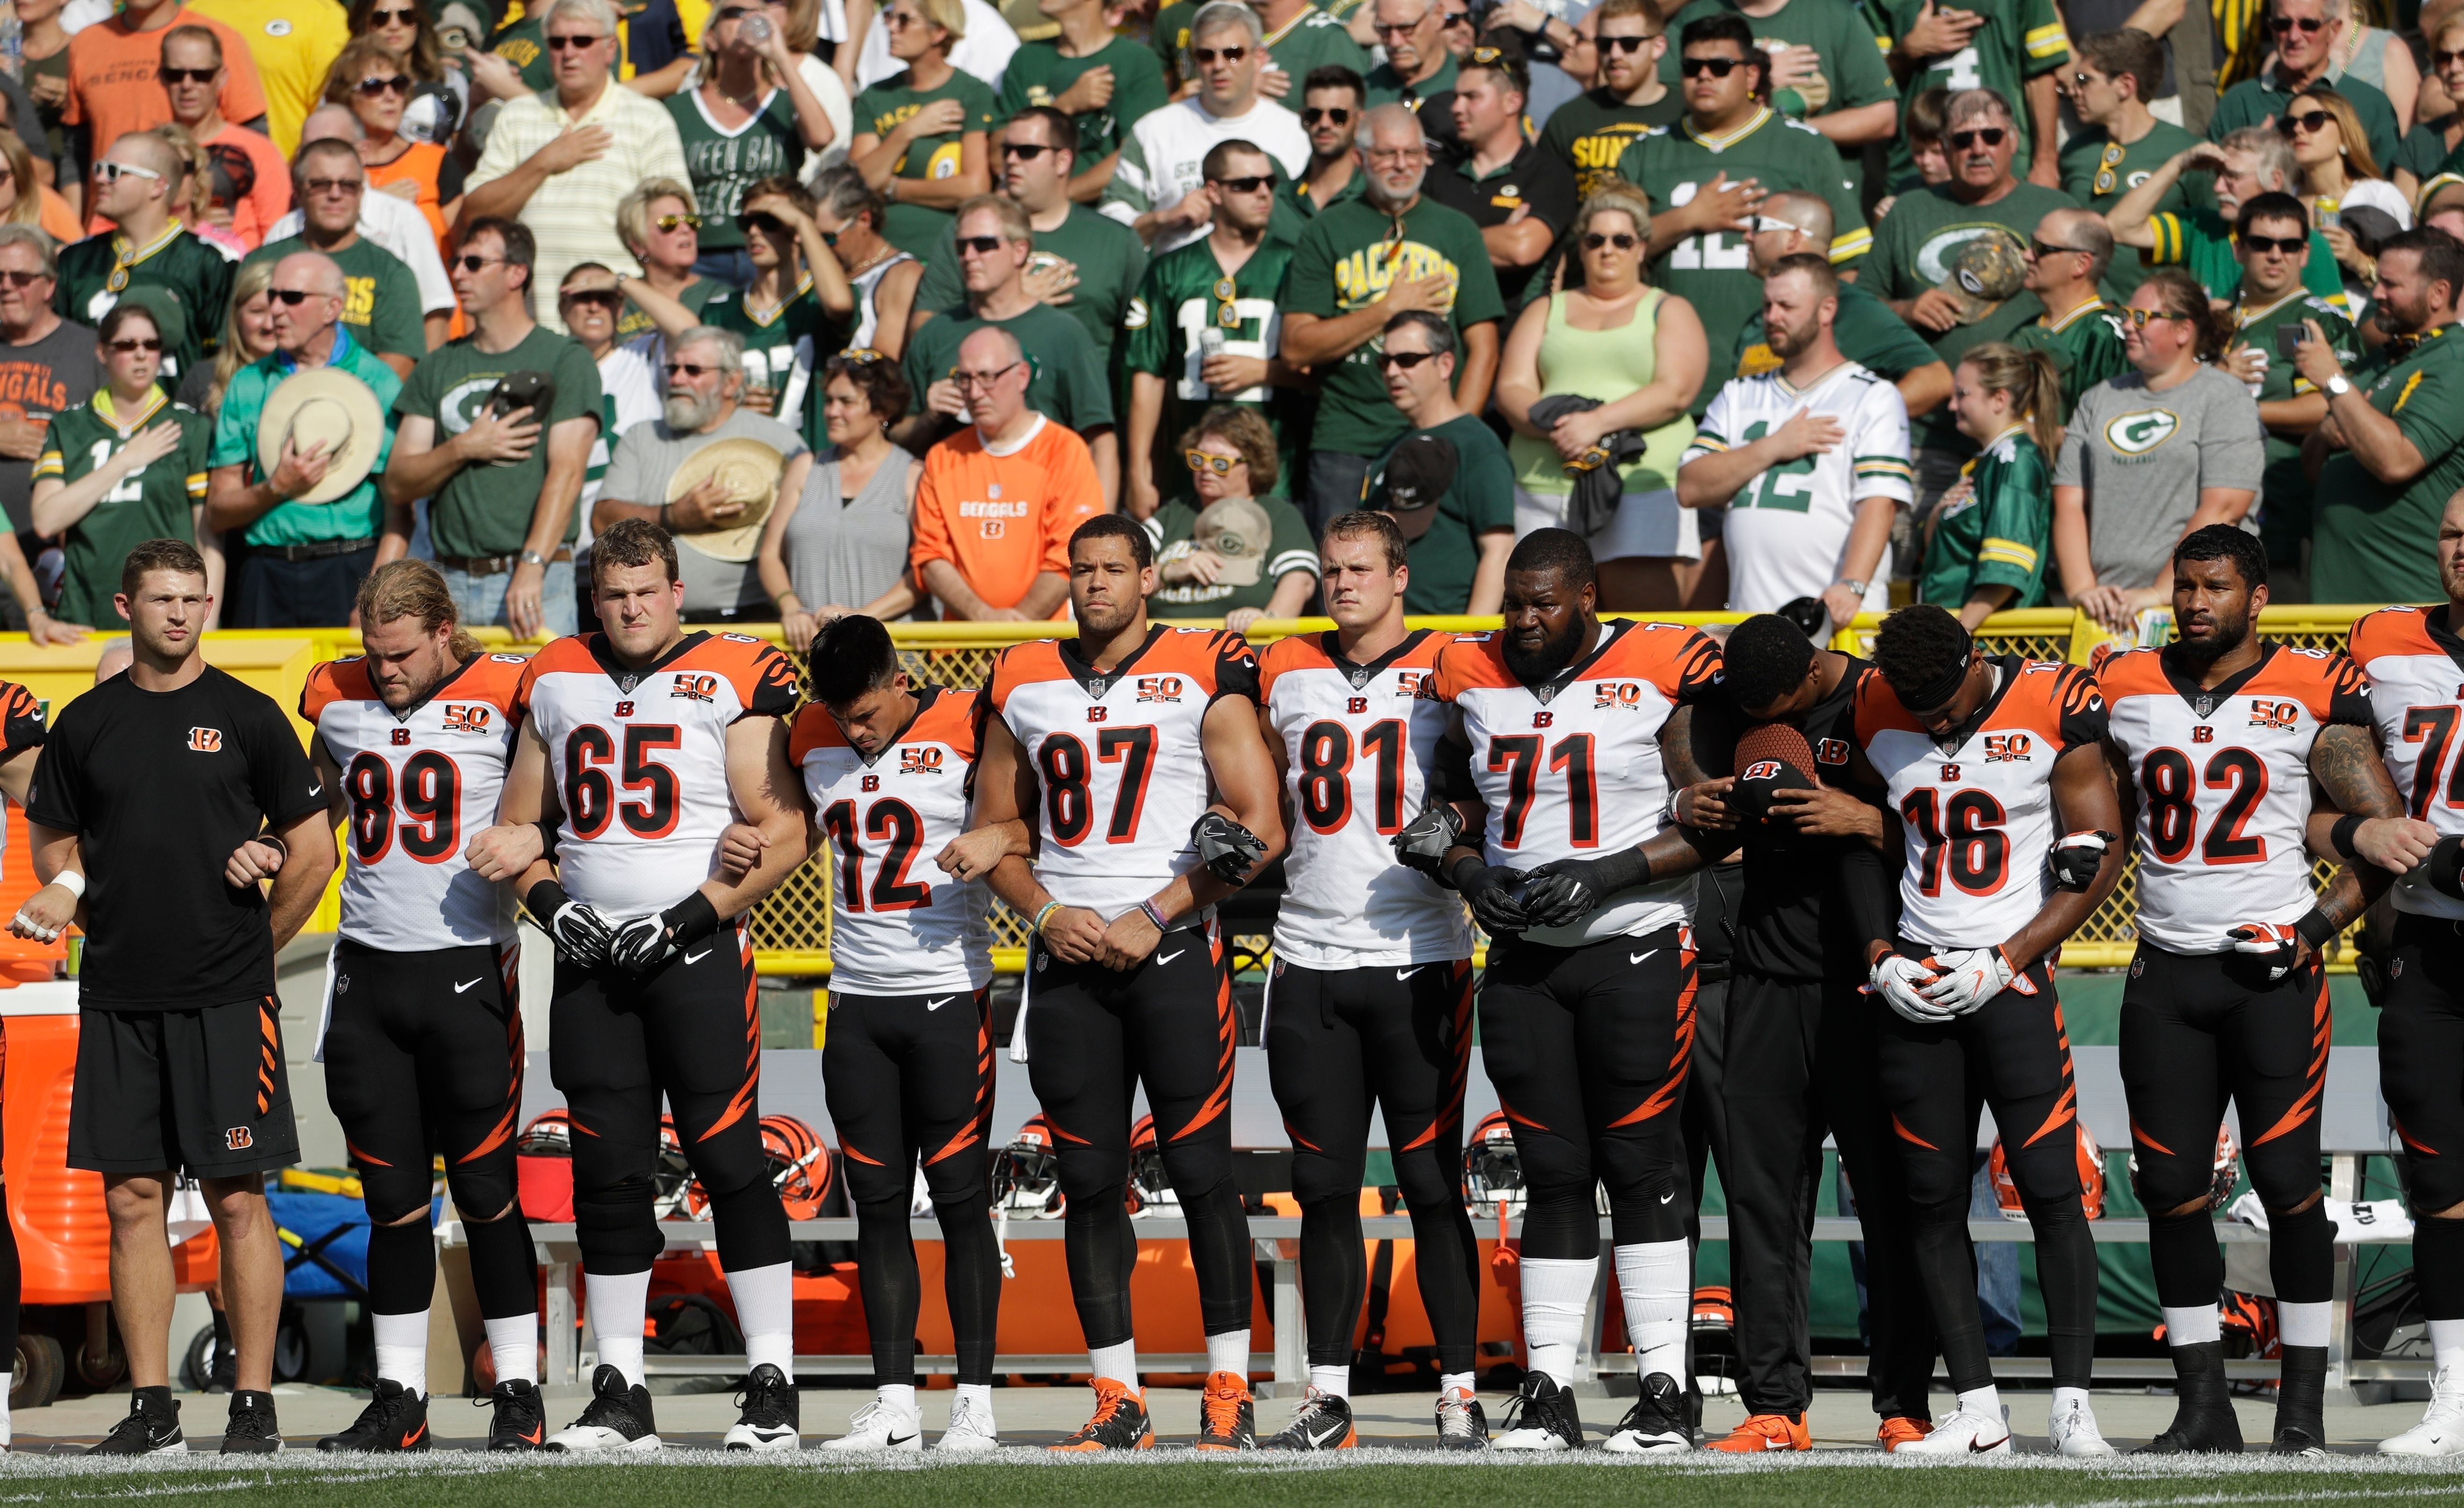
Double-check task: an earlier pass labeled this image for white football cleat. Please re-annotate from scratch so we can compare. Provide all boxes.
[820,1396,923,1452]
[1891,1405,2010,1456]
[935,1394,1000,1452]
[2384,1368,2464,1456]
[1600,1373,1692,1454]
[2050,1397,2117,1458]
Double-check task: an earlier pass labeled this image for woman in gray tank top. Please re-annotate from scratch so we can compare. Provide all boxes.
[758,352,925,652]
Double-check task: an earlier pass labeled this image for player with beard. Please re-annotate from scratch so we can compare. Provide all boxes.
[1669,614,1938,1452]
[1406,528,1732,1453]
[2099,525,2423,1455]
[968,514,1285,1451]
[1840,603,2125,1458]
[1253,511,1484,1451]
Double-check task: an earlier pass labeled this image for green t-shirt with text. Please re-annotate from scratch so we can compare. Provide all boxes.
[912,204,1150,361]
[1539,87,1685,203]
[666,89,807,252]
[901,301,1116,433]
[1123,236,1299,496]
[853,69,1000,255]
[393,327,603,559]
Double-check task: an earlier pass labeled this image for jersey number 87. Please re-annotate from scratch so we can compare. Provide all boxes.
[1039,727,1157,845]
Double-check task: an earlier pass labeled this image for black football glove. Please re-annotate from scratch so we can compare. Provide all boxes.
[1520,848,1653,928]
[2047,829,2118,892]
[606,892,721,973]
[1448,854,1531,934]
[1191,811,1268,884]
[1392,804,1466,877]
[527,880,614,968]
[2430,833,2464,900]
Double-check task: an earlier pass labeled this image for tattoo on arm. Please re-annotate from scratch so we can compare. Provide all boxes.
[2315,864,2381,932]
[2311,723,2404,819]
[1659,703,1736,792]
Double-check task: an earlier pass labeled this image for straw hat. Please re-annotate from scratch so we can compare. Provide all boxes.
[665,436,785,563]
[256,366,388,504]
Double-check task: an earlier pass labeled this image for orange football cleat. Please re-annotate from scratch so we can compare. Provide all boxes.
[1707,1411,1811,1452]
[1877,1415,1932,1451]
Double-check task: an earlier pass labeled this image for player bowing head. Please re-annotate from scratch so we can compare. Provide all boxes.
[359,566,487,711]
[807,613,915,754]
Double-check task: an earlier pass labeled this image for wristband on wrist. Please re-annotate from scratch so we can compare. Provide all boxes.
[525,878,571,921]
[2294,906,2338,949]
[257,833,288,861]
[1032,899,1063,934]
[2329,812,2365,862]
[1444,852,1485,892]
[1663,786,1686,827]
[536,818,561,862]
[1137,897,1172,932]
[52,869,83,900]
[660,890,720,947]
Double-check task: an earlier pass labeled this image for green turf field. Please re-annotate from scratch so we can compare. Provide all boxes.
[7,1454,2464,1507]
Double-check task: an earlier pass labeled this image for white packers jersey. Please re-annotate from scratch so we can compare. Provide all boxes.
[306,652,528,952]
[987,625,1261,919]
[1259,629,1472,968]
[1429,619,1724,945]
[1856,657,2107,951]
[2098,641,2374,954]
[792,686,994,994]
[518,630,802,920]
[2346,607,2464,920]
[1683,360,1910,616]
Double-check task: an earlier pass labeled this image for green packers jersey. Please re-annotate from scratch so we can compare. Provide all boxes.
[996,36,1171,164]
[55,226,234,381]
[2010,299,2129,422]
[1919,425,2052,610]
[1657,0,1895,189]
[1152,0,1198,88]
[37,390,210,628]
[2313,323,2464,603]
[1538,87,1686,202]
[666,89,807,252]
[2145,207,2348,309]
[1259,5,1370,90]
[1874,0,2068,176]
[1122,237,1298,497]
[912,204,1151,360]
[1615,108,1869,404]
[851,69,1000,255]
[2057,120,2211,294]
[615,274,722,344]
[699,278,838,453]
[2230,288,2359,565]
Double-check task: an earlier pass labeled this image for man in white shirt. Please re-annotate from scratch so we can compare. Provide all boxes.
[1675,252,1908,626]
[1102,1,1308,251]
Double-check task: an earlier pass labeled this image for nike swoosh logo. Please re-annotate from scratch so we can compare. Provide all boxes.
[1305,1420,1346,1445]
[1397,966,1425,980]
[684,948,712,964]
[1157,949,1185,965]
[1630,950,1657,964]
[1970,1437,2003,1453]
[927,996,955,1010]
[454,977,484,993]
[1658,1190,1675,1204]
[402,1422,426,1447]
[887,1432,918,1446]
[308,783,324,797]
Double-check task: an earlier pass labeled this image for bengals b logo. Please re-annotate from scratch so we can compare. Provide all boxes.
[224,1127,252,1150]
[187,727,222,752]
[1741,760,1783,781]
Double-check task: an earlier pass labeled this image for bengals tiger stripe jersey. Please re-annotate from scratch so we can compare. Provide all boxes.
[2098,641,2375,953]
[517,631,802,921]
[1855,656,2107,951]
[985,625,1261,919]
[2346,606,2464,921]
[791,687,993,994]
[1429,619,1725,946]
[304,652,529,952]
[1259,629,1471,968]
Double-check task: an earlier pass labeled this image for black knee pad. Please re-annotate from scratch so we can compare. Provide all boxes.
[1289,1149,1358,1210]
[1157,1139,1236,1205]
[2243,1141,2326,1214]
[2413,1155,2464,1219]
[573,1187,664,1270]
[445,1159,518,1226]
[919,1149,991,1213]
[359,1163,438,1228]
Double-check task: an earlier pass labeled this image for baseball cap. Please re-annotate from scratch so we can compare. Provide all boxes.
[1376,433,1457,541]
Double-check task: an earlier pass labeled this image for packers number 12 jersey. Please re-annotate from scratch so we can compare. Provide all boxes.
[792,686,994,995]
[987,625,1261,919]
[1855,657,2107,951]
[305,652,530,953]
[2097,641,2374,953]
[2347,606,2464,922]
[517,631,802,921]
[1259,628,1471,968]
[1430,619,1724,946]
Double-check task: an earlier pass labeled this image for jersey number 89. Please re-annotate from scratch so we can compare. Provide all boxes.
[346,751,461,864]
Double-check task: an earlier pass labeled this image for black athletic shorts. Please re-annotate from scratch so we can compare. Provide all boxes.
[823,984,996,1209]
[69,998,299,1178]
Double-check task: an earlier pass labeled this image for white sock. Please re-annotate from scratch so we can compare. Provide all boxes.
[1613,1240,1689,1383]
[1310,1364,1350,1399]
[586,1269,653,1386]
[2162,1304,2222,1347]
[2052,1384,2090,1422]
[372,1309,429,1396]
[726,1260,797,1375]
[1206,1329,1249,1377]
[1520,1255,1597,1391]
[2430,1317,2464,1378]
[1441,1370,1476,1397]
[877,1382,918,1418]
[1957,1383,2003,1430]
[485,1314,540,1386]
[1089,1339,1138,1389]
[2279,1300,2331,1349]
[955,1381,994,1421]
[0,1372,13,1448]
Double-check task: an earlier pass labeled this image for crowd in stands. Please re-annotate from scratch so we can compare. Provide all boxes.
[1,0,2461,642]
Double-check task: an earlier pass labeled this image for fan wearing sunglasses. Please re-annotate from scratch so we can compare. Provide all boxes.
[2009,207,2126,420]
[1422,32,1577,311]
[1362,0,1467,161]
[2278,89,2410,292]
[847,0,996,257]
[992,0,1170,200]
[157,25,287,252]
[664,0,843,291]
[57,132,234,381]
[1100,3,1310,253]
[2205,0,2402,174]
[2103,133,2351,308]
[1363,309,1515,614]
[2052,32,2200,296]
[243,139,427,379]
[1284,67,1366,220]
[1879,0,2065,190]
[1535,0,1673,202]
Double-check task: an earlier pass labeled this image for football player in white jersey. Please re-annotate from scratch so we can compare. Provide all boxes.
[968,513,1285,1452]
[1840,603,2125,1458]
[1252,511,1482,1452]
[485,519,814,1454]
[267,563,548,1453]
[1411,528,1733,1454]
[2099,526,2422,1455]
[1676,253,1909,626]
[789,615,1005,1455]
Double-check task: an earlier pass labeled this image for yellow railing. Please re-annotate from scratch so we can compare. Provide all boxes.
[0,605,2396,974]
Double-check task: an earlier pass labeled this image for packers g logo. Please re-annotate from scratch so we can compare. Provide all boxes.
[187,727,222,751]
[2104,409,2180,454]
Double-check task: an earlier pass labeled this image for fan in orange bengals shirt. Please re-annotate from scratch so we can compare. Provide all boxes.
[908,326,1104,621]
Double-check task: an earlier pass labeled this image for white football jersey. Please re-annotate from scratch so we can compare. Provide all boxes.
[792,687,994,994]
[2099,642,2374,954]
[518,630,803,920]
[2346,607,2464,921]
[987,625,1261,919]
[1429,619,1724,945]
[1683,359,1909,616]
[1856,657,2108,951]
[1259,629,1472,968]
[306,652,528,951]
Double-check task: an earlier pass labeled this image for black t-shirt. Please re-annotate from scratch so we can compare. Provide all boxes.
[28,665,324,1011]
[1421,136,1581,310]
[1736,652,1871,980]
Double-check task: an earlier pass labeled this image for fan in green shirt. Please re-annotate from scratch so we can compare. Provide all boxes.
[1655,0,1897,193]
[209,327,404,549]
[1873,0,2068,180]
[2229,287,2357,567]
[392,326,604,559]
[850,59,999,256]
[1539,8,1686,200]
[902,300,1116,434]
[1366,36,1462,158]
[2011,297,2129,421]
[2056,40,2213,295]
[996,25,1172,168]
[1124,233,1299,502]
[56,223,233,383]
[1364,412,1517,614]
[700,276,838,454]
[2209,64,2401,178]
[1259,4,1370,93]
[1920,422,2055,616]
[244,236,427,365]
[36,388,212,629]
[913,201,1151,363]
[666,88,809,254]
[2309,312,2464,604]
[2004,210,2129,420]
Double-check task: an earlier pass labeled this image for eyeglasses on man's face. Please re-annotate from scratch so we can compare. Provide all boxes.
[951,361,1022,389]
